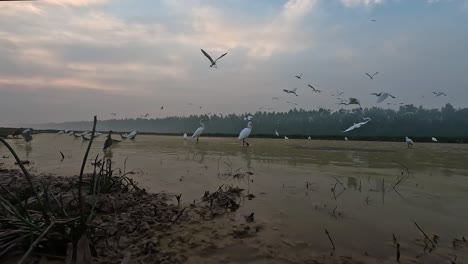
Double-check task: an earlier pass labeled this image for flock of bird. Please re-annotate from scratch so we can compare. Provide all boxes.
[12,45,449,150]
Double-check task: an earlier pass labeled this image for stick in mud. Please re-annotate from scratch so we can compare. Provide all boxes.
[396,243,400,262]
[414,221,436,248]
[393,233,397,245]
[324,228,336,250]
[382,178,385,204]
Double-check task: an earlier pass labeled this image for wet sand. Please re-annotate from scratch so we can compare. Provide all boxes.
[1,134,467,263]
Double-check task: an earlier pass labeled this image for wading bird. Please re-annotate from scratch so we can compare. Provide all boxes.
[284,136,289,140]
[308,136,311,140]
[22,129,33,143]
[371,92,396,103]
[275,130,280,137]
[432,137,438,142]
[104,131,114,150]
[308,84,322,93]
[405,136,414,148]
[183,133,187,140]
[342,118,371,133]
[192,120,206,143]
[365,72,379,80]
[238,122,252,146]
[201,49,228,68]
[283,88,298,96]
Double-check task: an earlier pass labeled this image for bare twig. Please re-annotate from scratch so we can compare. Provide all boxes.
[78,116,97,232]
[18,221,55,264]
[414,221,436,248]
[324,228,335,250]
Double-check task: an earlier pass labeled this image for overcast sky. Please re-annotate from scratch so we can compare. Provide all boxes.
[1,0,467,126]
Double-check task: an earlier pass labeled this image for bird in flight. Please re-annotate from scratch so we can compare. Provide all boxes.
[144,113,150,117]
[371,19,376,22]
[283,88,298,96]
[111,113,117,116]
[371,92,396,103]
[286,101,298,106]
[308,84,322,93]
[342,118,371,133]
[201,49,228,68]
[365,72,379,80]
[272,97,279,100]
[160,106,164,110]
[432,91,447,97]
[294,73,303,79]
[339,98,363,109]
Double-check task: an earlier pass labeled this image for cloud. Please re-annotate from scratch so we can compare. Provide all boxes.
[340,0,384,7]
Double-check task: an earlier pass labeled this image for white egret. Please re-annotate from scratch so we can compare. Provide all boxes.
[121,130,137,140]
[183,133,187,140]
[238,122,253,146]
[275,130,280,137]
[345,137,349,141]
[283,88,298,96]
[192,120,205,143]
[284,136,289,140]
[432,137,438,142]
[371,92,396,103]
[343,118,371,133]
[308,136,311,140]
[201,49,228,68]
[405,137,414,148]
[307,84,322,93]
[57,131,65,134]
[68,131,74,136]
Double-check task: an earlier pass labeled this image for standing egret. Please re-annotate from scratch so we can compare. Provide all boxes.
[104,131,113,150]
[308,136,311,140]
[121,130,137,140]
[432,137,438,142]
[183,133,187,140]
[284,136,289,140]
[345,137,349,141]
[22,129,33,143]
[238,122,253,146]
[192,120,205,143]
[405,137,414,148]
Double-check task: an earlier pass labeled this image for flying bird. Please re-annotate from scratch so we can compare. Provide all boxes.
[238,122,253,146]
[339,98,363,109]
[405,136,414,148]
[308,84,322,93]
[342,118,371,133]
[192,120,206,143]
[161,106,164,110]
[275,130,280,137]
[111,113,117,116]
[365,72,379,80]
[272,97,279,100]
[371,92,396,103]
[283,88,298,96]
[201,49,228,68]
[145,113,150,117]
[371,19,376,22]
[121,130,137,140]
[432,91,447,97]
[286,101,298,106]
[294,73,303,79]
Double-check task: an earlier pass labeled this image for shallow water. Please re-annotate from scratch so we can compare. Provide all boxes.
[1,134,468,262]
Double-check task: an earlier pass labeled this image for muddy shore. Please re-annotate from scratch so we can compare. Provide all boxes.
[0,166,411,264]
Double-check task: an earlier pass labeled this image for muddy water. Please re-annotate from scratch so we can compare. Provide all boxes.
[1,134,468,263]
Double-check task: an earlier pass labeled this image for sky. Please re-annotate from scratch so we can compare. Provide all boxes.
[1,0,467,126]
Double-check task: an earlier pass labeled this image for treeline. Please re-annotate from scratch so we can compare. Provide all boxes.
[35,104,468,138]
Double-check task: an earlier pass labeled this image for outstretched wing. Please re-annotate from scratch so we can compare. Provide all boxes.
[292,88,297,92]
[365,73,372,78]
[214,52,228,62]
[373,72,379,76]
[201,49,215,64]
